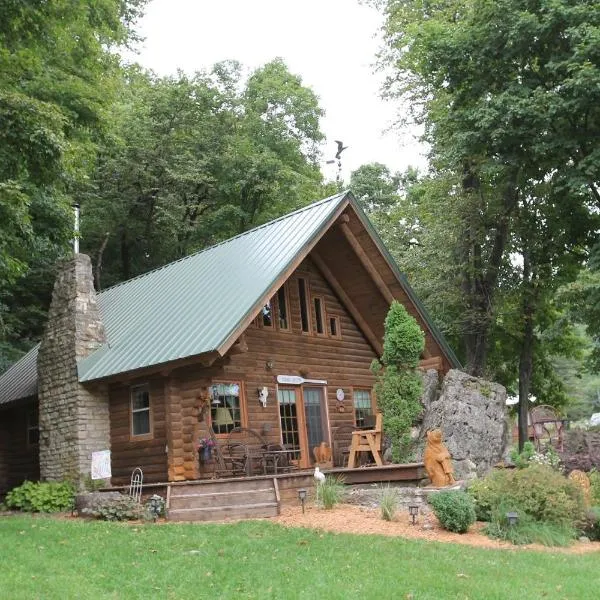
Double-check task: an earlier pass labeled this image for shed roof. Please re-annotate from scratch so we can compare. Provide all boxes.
[0,190,460,405]
[0,345,39,406]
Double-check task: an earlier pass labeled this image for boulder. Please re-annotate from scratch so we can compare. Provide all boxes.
[418,369,509,480]
[75,491,124,513]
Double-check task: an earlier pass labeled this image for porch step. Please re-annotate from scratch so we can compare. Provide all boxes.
[166,478,280,522]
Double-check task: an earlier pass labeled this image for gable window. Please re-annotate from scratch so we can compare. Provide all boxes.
[353,389,373,428]
[211,382,243,435]
[131,385,151,437]
[314,296,325,335]
[298,277,310,333]
[27,409,39,446]
[277,286,289,330]
[329,315,341,338]
[262,300,273,327]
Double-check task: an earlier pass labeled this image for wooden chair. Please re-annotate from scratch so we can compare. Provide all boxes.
[347,412,383,468]
[224,427,268,476]
[332,424,355,467]
[529,405,566,452]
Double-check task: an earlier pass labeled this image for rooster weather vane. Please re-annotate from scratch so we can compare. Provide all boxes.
[326,140,348,184]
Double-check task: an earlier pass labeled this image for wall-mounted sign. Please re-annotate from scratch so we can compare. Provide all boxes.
[336,388,345,402]
[276,375,327,386]
[91,450,111,479]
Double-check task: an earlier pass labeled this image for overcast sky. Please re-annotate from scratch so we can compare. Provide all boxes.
[130,0,427,183]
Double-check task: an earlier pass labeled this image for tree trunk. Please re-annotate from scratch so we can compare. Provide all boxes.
[518,251,535,451]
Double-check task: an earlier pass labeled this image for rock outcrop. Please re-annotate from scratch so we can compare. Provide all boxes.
[419,369,509,481]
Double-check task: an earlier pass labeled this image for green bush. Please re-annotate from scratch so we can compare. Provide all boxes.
[429,490,476,534]
[81,495,145,521]
[318,475,345,510]
[5,481,74,513]
[468,465,585,529]
[379,486,398,521]
[589,470,600,505]
[581,507,600,542]
[485,507,575,547]
[509,442,562,471]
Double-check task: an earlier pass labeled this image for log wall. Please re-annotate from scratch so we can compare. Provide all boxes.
[108,377,168,486]
[0,401,39,494]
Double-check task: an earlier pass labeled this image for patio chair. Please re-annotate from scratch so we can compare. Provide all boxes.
[224,427,269,476]
[529,405,566,452]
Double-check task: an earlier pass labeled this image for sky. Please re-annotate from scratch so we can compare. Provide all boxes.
[130,0,427,183]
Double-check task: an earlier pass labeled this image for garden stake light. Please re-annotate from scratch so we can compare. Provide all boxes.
[298,488,307,514]
[408,503,419,525]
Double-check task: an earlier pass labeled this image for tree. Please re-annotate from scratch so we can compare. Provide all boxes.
[79,60,327,287]
[0,0,146,366]
[371,301,425,462]
[373,0,600,447]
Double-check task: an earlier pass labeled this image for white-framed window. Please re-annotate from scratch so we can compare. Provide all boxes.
[210,382,243,435]
[130,385,151,437]
[353,389,373,428]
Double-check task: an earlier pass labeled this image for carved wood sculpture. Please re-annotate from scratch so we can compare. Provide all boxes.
[313,441,332,464]
[568,469,592,507]
[423,429,456,487]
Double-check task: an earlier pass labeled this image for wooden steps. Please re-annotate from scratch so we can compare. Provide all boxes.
[167,477,280,522]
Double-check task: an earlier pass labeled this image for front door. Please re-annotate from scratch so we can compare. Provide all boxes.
[277,386,329,468]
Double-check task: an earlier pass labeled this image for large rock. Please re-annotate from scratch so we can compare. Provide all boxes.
[419,369,509,480]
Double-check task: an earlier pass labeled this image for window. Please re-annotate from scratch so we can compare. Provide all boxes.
[313,297,326,335]
[277,286,289,330]
[262,300,273,327]
[131,385,151,437]
[353,389,373,428]
[298,277,310,333]
[329,315,341,338]
[27,409,39,446]
[211,382,243,435]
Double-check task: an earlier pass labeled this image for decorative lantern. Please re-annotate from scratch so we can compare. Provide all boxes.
[506,511,519,527]
[408,503,420,525]
[298,488,307,514]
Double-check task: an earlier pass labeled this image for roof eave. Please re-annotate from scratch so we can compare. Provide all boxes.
[347,195,462,369]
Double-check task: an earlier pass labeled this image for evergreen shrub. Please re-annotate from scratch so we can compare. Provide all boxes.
[429,490,476,533]
[371,301,424,462]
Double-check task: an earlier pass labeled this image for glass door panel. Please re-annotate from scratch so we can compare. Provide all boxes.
[303,387,328,455]
[277,388,302,462]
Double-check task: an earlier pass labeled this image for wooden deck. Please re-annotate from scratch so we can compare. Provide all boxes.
[103,462,427,521]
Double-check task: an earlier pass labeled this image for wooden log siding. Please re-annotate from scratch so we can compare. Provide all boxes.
[0,402,40,493]
[221,257,379,447]
[108,377,168,485]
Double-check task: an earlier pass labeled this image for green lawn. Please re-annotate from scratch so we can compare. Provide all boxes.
[1,515,598,600]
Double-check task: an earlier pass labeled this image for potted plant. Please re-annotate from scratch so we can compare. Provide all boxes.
[197,438,215,464]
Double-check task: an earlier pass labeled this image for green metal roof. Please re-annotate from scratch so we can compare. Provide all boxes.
[77,191,350,381]
[0,189,460,403]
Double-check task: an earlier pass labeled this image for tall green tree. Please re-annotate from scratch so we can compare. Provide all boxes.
[0,0,146,367]
[373,0,600,446]
[79,60,327,287]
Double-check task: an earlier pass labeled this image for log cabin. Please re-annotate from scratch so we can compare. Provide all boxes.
[0,191,459,492]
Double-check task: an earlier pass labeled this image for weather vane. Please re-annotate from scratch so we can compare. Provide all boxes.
[326,140,348,185]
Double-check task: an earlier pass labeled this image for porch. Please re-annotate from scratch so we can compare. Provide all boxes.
[110,462,427,522]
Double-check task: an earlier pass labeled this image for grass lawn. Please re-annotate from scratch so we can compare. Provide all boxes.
[1,515,598,600]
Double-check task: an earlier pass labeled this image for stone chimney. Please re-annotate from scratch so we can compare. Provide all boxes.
[38,254,110,483]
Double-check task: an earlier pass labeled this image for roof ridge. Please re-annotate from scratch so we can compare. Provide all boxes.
[99,191,349,296]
